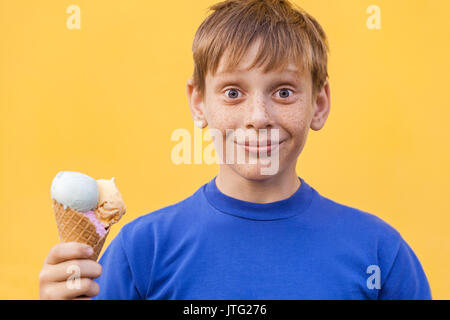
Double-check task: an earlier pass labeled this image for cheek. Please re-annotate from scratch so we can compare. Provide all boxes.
[208,112,235,130]
[204,99,239,131]
[279,107,311,140]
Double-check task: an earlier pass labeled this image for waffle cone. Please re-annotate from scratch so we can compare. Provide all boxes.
[52,199,109,261]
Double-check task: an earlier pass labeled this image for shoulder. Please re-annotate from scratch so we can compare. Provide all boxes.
[311,190,403,245]
[310,190,414,273]
[118,183,205,243]
[313,191,431,299]
[96,187,205,299]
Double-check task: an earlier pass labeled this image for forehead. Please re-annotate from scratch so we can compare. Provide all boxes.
[214,64,303,79]
[212,39,306,79]
[210,60,307,85]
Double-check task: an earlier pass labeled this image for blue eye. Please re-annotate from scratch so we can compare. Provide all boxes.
[277,88,292,98]
[224,88,241,99]
[223,88,293,99]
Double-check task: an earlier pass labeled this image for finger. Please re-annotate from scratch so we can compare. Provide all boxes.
[45,242,94,265]
[46,278,100,300]
[40,259,102,283]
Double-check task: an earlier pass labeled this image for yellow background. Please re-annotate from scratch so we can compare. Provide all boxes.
[1,0,449,299]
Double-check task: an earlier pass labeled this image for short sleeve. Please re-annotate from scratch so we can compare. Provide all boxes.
[379,237,432,300]
[92,230,142,300]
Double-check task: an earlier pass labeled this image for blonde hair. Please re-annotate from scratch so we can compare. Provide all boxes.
[191,0,329,99]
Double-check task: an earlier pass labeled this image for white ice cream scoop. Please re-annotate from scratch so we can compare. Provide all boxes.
[50,171,99,212]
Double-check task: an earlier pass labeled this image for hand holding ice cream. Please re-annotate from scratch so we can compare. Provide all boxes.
[40,171,125,300]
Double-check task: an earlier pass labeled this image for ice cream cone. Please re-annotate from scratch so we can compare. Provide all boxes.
[52,199,109,261]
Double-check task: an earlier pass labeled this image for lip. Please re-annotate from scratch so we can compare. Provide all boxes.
[235,140,285,154]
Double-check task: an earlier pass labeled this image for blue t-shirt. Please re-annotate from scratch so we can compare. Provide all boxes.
[93,176,432,299]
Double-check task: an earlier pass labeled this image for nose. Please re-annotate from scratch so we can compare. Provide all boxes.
[243,93,274,130]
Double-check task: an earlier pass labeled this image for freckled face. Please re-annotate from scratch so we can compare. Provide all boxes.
[203,40,315,180]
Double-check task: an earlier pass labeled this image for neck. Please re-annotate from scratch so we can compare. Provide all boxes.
[215,164,301,203]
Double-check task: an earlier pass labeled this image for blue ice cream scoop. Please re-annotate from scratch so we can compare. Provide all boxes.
[50,171,99,212]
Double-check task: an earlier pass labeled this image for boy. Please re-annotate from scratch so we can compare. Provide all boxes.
[39,0,432,299]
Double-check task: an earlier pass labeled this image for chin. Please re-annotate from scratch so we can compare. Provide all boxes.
[230,161,283,181]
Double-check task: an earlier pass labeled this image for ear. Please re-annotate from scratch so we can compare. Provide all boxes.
[310,80,331,131]
[186,78,208,129]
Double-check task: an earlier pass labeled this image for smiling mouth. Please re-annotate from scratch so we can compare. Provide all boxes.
[235,140,285,153]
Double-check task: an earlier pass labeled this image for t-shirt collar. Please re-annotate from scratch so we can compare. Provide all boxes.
[202,175,315,221]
